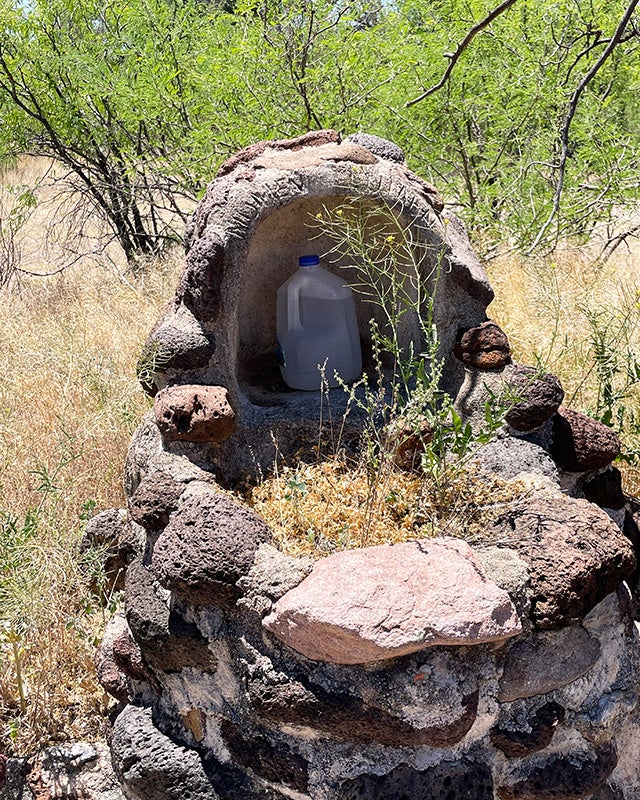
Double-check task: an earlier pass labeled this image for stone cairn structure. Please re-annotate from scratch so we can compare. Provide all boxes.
[90,131,640,800]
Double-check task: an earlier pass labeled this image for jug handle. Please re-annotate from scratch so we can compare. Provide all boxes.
[287,281,302,330]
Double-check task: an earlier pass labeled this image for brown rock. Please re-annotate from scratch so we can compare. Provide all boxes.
[152,482,273,606]
[489,496,635,628]
[385,414,434,470]
[454,320,511,369]
[498,626,600,702]
[504,366,564,431]
[95,613,132,703]
[490,702,565,758]
[249,676,478,748]
[339,761,494,800]
[497,743,617,800]
[217,129,342,177]
[154,384,236,443]
[550,407,621,472]
[262,538,521,664]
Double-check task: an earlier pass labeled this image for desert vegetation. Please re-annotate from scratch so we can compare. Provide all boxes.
[0,0,638,760]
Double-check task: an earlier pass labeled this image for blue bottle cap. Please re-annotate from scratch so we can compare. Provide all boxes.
[299,255,320,268]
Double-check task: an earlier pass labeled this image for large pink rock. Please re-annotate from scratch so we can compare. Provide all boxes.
[262,538,522,664]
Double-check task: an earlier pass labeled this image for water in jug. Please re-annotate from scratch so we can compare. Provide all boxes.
[276,255,362,391]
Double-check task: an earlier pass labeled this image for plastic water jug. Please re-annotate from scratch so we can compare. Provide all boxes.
[276,255,362,391]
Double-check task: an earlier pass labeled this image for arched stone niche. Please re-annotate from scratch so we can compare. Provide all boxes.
[139,130,493,480]
[101,131,640,800]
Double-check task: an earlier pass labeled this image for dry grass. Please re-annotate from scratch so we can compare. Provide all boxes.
[486,233,640,495]
[247,455,529,558]
[0,256,179,754]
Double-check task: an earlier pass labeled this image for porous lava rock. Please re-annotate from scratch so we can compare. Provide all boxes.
[337,761,494,800]
[154,384,236,443]
[550,407,621,472]
[496,743,618,800]
[488,495,635,628]
[498,626,601,701]
[152,482,272,605]
[125,558,216,673]
[128,470,187,531]
[504,366,564,431]
[263,538,521,663]
[490,702,565,758]
[454,320,511,369]
[344,132,406,163]
[111,705,217,800]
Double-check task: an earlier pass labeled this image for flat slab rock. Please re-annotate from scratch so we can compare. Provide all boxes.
[263,538,521,664]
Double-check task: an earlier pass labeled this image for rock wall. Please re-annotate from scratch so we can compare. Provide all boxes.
[93,132,640,800]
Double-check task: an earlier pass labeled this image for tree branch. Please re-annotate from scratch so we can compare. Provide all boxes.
[405,0,519,108]
[527,0,640,253]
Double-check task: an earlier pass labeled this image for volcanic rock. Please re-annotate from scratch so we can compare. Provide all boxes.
[454,320,511,369]
[154,384,236,443]
[550,407,621,472]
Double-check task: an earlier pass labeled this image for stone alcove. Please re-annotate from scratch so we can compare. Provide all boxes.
[94,131,640,800]
[138,130,493,482]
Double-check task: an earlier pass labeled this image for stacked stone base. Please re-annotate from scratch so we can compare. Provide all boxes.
[104,581,640,800]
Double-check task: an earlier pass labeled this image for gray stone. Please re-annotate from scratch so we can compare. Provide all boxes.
[263,538,521,664]
[125,558,217,672]
[498,625,601,702]
[236,543,313,603]
[111,705,218,800]
[124,413,165,498]
[474,545,532,622]
[343,132,405,163]
[80,508,132,594]
[152,482,272,605]
[26,744,125,800]
[137,305,215,396]
[472,434,559,482]
[488,496,636,628]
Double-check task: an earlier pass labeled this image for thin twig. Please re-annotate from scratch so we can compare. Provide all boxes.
[405,0,519,108]
[527,0,640,253]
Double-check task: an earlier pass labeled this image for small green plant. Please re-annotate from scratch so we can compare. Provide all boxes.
[313,199,510,532]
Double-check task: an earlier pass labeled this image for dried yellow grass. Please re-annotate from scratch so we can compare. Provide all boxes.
[0,256,179,754]
[486,232,640,495]
[247,455,529,558]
